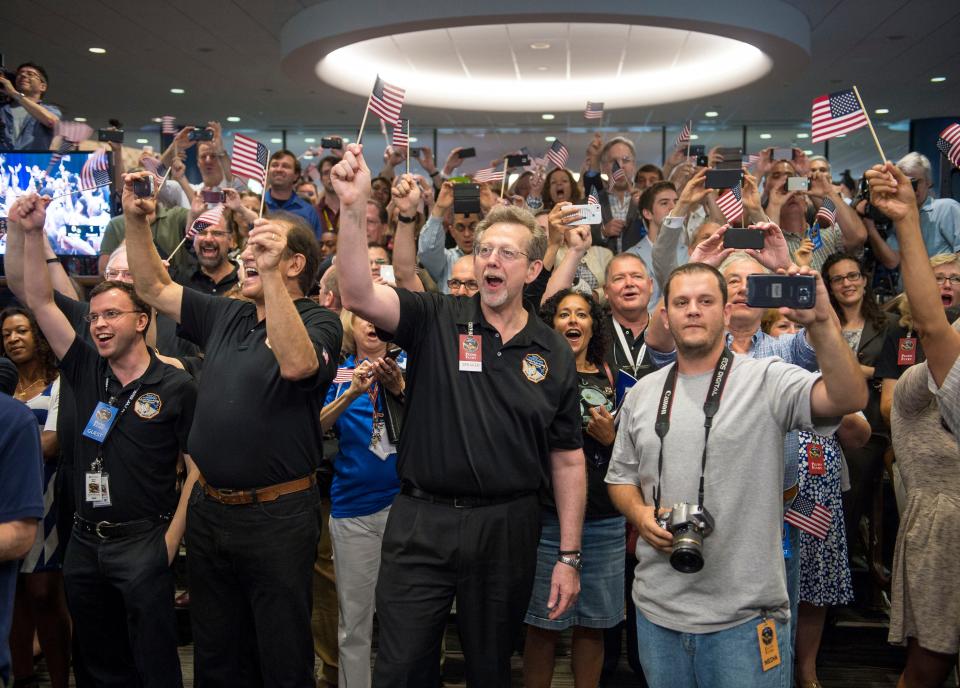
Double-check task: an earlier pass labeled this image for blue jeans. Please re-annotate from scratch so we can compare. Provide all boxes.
[784,521,800,649]
[635,611,793,688]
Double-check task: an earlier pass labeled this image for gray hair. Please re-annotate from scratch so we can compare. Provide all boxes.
[604,252,651,283]
[897,152,933,184]
[474,205,547,262]
[600,136,637,164]
[719,252,769,275]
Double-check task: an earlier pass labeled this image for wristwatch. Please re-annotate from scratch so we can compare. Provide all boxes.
[397,213,417,224]
[557,550,582,571]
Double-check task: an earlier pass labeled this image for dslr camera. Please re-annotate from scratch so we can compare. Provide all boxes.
[657,503,715,573]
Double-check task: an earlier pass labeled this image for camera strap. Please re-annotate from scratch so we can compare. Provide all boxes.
[653,347,733,516]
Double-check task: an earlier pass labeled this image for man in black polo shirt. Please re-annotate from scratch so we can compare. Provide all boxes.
[19,196,197,687]
[333,147,586,687]
[172,211,240,295]
[121,171,341,686]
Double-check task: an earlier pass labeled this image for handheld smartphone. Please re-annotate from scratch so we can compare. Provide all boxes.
[569,203,602,225]
[506,154,530,168]
[379,265,396,285]
[188,127,214,142]
[457,147,476,160]
[321,136,343,150]
[384,346,402,360]
[132,176,155,198]
[746,274,816,309]
[453,183,481,215]
[696,154,710,167]
[773,147,794,161]
[97,129,124,144]
[201,190,225,204]
[688,144,705,157]
[409,146,422,157]
[715,147,743,170]
[722,228,765,250]
[705,169,742,189]
[786,176,809,192]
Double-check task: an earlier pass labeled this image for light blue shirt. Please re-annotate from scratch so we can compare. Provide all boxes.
[885,196,960,257]
[416,215,464,294]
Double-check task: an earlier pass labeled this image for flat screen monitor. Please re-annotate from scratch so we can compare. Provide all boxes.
[0,149,113,257]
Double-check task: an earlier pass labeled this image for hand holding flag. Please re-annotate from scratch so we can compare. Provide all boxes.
[937,123,960,170]
[584,101,604,120]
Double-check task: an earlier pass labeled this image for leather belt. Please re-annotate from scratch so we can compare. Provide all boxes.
[198,474,316,506]
[782,484,799,503]
[401,484,533,508]
[74,514,168,540]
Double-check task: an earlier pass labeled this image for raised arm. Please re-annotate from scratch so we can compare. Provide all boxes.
[542,204,589,303]
[809,171,866,252]
[390,174,425,292]
[332,144,401,333]
[120,172,184,322]
[867,162,960,386]
[416,182,454,282]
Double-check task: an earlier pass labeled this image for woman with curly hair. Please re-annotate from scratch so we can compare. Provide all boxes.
[543,168,584,210]
[523,290,623,688]
[1,305,70,688]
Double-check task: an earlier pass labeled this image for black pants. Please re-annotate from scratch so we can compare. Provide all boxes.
[186,483,321,688]
[372,493,541,688]
[842,435,888,554]
[63,524,181,688]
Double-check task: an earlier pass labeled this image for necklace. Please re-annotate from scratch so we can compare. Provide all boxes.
[15,377,46,399]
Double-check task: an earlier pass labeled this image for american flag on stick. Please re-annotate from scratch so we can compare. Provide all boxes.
[472,167,504,183]
[716,183,743,224]
[45,139,75,177]
[584,101,604,120]
[54,120,93,144]
[333,367,354,384]
[815,196,837,227]
[79,149,111,190]
[161,116,177,135]
[612,161,627,184]
[187,204,224,240]
[674,121,691,148]
[392,119,409,148]
[937,123,960,170]
[368,76,406,125]
[587,191,600,206]
[545,140,569,169]
[785,494,832,540]
[811,89,869,143]
[140,157,169,185]
[231,134,268,182]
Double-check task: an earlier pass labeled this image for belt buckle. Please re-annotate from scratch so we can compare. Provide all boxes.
[452,496,468,509]
[95,521,110,539]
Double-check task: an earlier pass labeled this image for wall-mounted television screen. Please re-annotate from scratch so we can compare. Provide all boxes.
[0,149,113,257]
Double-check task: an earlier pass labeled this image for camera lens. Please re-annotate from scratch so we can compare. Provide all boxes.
[670,524,705,573]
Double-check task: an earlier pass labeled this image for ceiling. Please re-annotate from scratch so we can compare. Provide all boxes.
[2,0,959,136]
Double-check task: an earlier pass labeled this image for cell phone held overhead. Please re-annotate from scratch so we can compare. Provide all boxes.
[722,227,764,250]
[746,274,816,309]
[321,136,343,150]
[188,126,214,142]
[132,176,155,198]
[705,169,742,189]
[786,177,809,192]
[97,129,124,144]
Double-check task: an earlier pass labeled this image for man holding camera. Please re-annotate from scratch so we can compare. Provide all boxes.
[0,62,60,150]
[606,261,866,687]
[417,180,481,293]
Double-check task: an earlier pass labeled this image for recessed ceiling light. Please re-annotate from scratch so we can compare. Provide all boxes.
[88,47,106,54]
[875,108,889,115]
[408,137,418,142]
[689,134,699,140]
[304,137,316,143]
[759,133,771,139]
[170,88,185,94]
[536,66,549,72]
[541,113,555,120]
[530,42,550,50]
[270,138,282,144]
[152,117,163,123]
[136,138,149,144]
[544,136,556,142]
[931,76,947,83]
[74,117,87,122]
[803,149,813,155]
[705,111,719,117]
[226,116,241,122]
[796,133,809,139]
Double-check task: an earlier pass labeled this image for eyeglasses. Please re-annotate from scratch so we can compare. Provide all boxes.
[474,244,529,262]
[370,258,388,266]
[84,310,143,324]
[607,156,635,165]
[828,271,863,285]
[935,275,960,285]
[17,70,45,83]
[196,230,230,240]
[103,269,132,280]
[447,279,479,291]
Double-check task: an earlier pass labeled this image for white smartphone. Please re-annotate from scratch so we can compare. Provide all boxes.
[569,203,602,225]
[379,264,396,285]
[786,176,809,192]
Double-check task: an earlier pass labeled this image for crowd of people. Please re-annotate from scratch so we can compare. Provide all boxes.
[1,58,960,688]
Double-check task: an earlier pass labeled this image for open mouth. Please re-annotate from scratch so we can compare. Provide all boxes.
[483,275,504,289]
[942,292,955,307]
[199,244,219,259]
[564,327,583,345]
[244,264,259,280]
[94,333,115,348]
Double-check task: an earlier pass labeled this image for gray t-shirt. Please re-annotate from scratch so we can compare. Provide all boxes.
[932,353,960,437]
[605,354,838,633]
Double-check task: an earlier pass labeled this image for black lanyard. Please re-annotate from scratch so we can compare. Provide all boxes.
[653,348,734,516]
[96,376,142,459]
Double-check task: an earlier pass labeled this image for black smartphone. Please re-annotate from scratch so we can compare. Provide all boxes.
[188,127,214,141]
[746,274,816,309]
[453,183,481,215]
[384,347,402,360]
[722,228,765,250]
[696,155,709,167]
[715,146,743,171]
[408,146,422,157]
[132,176,155,198]
[705,169,742,189]
[201,190,225,204]
[688,144,705,157]
[457,147,476,159]
[506,154,530,168]
[321,136,343,150]
[98,129,124,144]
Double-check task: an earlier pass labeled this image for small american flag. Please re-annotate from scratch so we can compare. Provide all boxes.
[815,196,837,227]
[587,191,600,206]
[746,153,761,168]
[936,123,960,170]
[473,167,504,183]
[674,121,691,148]
[612,161,627,184]
[716,183,743,223]
[368,75,406,125]
[811,89,868,143]
[392,119,409,148]
[584,101,604,120]
[45,139,75,176]
[141,157,169,184]
[333,367,354,384]
[187,204,224,239]
[54,120,93,144]
[79,149,111,190]
[231,134,268,182]
[545,140,569,169]
[785,494,832,540]
[161,115,177,135]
